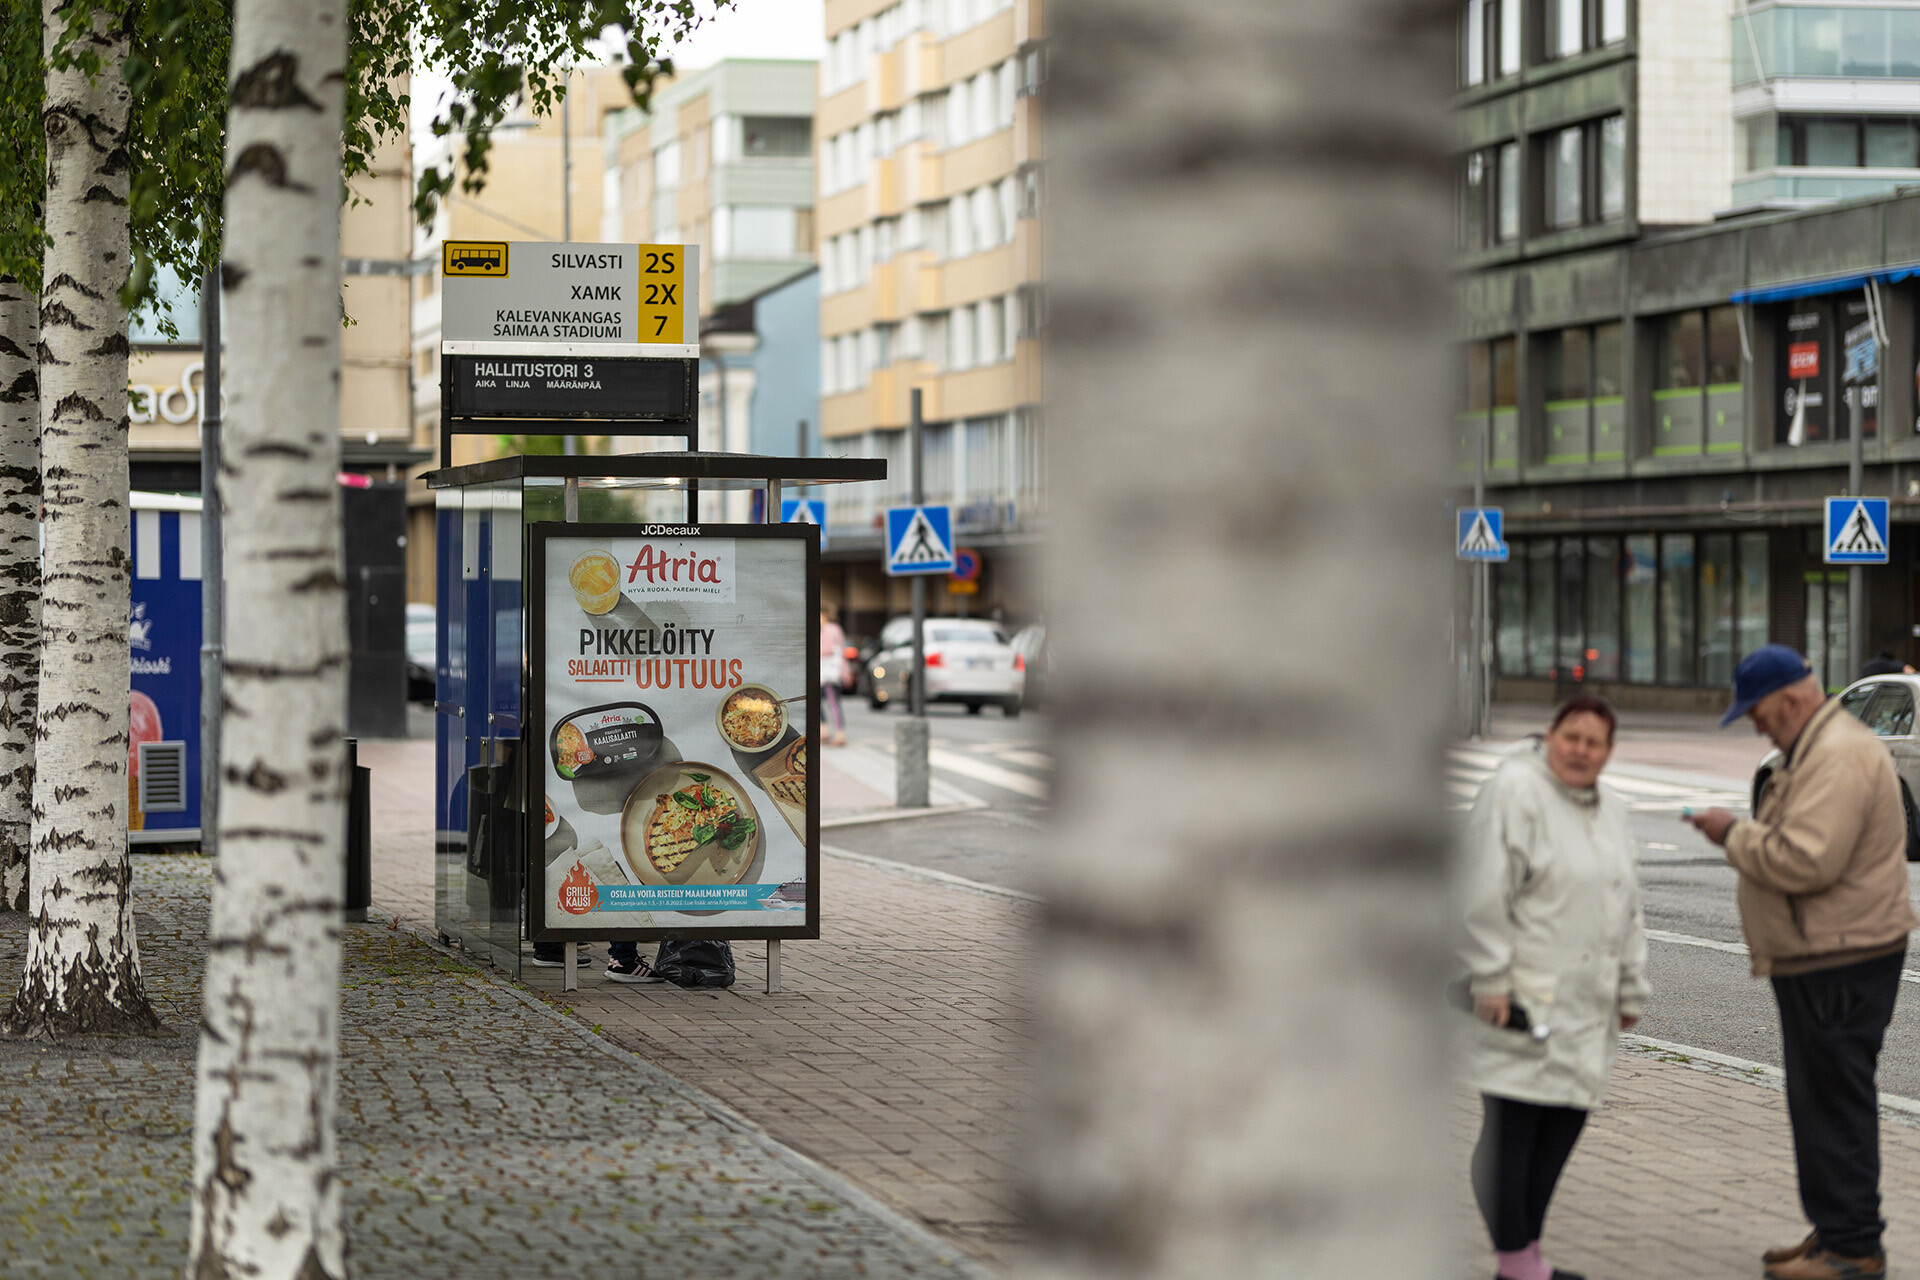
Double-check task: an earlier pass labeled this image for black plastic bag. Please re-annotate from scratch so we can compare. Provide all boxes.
[653,939,735,988]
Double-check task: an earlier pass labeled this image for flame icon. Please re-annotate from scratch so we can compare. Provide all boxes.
[558,859,596,915]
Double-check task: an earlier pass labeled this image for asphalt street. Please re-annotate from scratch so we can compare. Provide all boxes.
[822,696,1048,896]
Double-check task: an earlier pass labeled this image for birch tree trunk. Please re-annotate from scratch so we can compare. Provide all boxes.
[1025,1,1458,1277]
[5,0,156,1036]
[0,275,37,913]
[188,0,350,1273]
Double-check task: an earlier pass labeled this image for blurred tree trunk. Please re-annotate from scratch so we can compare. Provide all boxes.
[1027,1,1458,1276]
[0,275,36,913]
[187,0,351,1274]
[6,0,155,1037]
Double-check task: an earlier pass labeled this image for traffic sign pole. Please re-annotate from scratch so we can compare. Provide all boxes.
[895,389,931,810]
[1471,423,1488,739]
[1851,408,1865,686]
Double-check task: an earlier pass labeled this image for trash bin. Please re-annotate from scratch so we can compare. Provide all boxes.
[345,737,371,921]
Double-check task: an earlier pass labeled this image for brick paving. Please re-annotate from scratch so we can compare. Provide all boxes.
[0,855,989,1279]
[1462,1044,1920,1279]
[363,738,1033,1271]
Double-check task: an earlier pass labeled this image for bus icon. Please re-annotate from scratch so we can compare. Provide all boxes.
[443,241,508,277]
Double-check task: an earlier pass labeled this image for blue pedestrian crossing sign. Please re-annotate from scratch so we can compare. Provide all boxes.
[1826,496,1891,564]
[781,497,826,530]
[885,504,955,576]
[1456,507,1509,562]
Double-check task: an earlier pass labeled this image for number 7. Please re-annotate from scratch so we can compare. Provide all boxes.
[653,314,668,336]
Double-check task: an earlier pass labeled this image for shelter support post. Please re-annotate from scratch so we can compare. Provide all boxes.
[564,942,577,992]
[766,939,781,994]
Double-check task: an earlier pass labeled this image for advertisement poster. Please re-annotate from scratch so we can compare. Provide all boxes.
[529,523,819,940]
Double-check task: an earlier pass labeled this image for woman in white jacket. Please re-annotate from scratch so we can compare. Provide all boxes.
[1458,695,1649,1280]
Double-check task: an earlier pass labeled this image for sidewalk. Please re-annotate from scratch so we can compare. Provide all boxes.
[0,854,987,1279]
[361,738,1032,1269]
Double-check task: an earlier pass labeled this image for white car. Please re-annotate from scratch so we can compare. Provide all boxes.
[1751,674,1920,861]
[867,616,1025,716]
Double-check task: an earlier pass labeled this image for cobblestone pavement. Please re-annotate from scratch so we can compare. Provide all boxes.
[363,738,1033,1270]
[0,856,989,1279]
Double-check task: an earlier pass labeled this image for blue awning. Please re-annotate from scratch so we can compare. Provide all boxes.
[1731,266,1920,305]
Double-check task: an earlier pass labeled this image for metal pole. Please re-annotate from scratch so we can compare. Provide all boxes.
[199,266,223,854]
[910,391,926,718]
[894,390,931,808]
[1467,421,1487,739]
[1851,398,1865,684]
[562,473,578,990]
[561,86,572,244]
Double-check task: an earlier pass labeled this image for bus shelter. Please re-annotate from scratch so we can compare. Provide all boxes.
[425,452,886,985]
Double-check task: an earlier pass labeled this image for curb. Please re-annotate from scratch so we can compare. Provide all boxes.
[364,907,1006,1280]
[823,844,1042,905]
[1622,1032,1920,1126]
[821,799,989,830]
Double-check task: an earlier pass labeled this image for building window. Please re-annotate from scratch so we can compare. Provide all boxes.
[1541,320,1624,463]
[1462,0,1521,86]
[1538,114,1626,233]
[1585,536,1621,681]
[1778,292,1877,447]
[741,116,811,157]
[1458,141,1520,249]
[1547,0,1629,61]
[1760,116,1920,171]
[1652,305,1743,457]
[1659,534,1697,685]
[1624,534,1656,682]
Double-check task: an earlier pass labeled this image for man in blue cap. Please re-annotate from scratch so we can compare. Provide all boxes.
[1686,645,1916,1280]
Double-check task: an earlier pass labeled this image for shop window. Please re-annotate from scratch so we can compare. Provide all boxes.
[1701,533,1736,688]
[1459,337,1520,472]
[1558,538,1585,677]
[1624,534,1657,682]
[1777,294,1877,446]
[1541,323,1623,464]
[1653,306,1744,457]
[1738,532,1770,660]
[1528,539,1556,677]
[1659,534,1696,684]
[1497,558,1528,676]
[1586,536,1621,681]
[1806,569,1848,692]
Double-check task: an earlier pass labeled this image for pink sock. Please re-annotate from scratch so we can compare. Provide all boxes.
[1494,1241,1550,1280]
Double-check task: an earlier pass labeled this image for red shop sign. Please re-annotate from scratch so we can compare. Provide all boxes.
[1789,341,1820,380]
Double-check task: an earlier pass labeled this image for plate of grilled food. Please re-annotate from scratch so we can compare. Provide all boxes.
[618,761,762,887]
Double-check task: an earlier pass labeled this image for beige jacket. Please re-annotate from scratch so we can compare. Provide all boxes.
[1457,744,1649,1110]
[1725,698,1917,977]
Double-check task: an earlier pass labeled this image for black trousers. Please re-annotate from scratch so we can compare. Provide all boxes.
[1773,948,1905,1259]
[1471,1094,1589,1252]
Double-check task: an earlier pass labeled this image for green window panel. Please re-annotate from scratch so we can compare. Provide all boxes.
[1652,387,1703,456]
[1706,384,1744,454]
[1592,395,1624,461]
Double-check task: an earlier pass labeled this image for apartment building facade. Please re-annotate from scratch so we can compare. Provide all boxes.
[814,0,1046,630]
[600,59,818,315]
[1458,0,1920,709]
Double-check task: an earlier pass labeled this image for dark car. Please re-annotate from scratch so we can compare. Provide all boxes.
[406,602,436,704]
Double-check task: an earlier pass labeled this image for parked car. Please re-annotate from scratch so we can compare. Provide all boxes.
[1751,675,1920,861]
[1010,623,1048,707]
[866,616,1025,715]
[405,602,436,704]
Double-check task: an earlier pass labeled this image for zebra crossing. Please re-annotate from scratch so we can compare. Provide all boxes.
[1447,746,1750,815]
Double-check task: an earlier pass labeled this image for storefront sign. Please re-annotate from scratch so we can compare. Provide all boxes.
[440,241,699,346]
[448,354,693,420]
[528,523,820,941]
[1789,342,1820,379]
